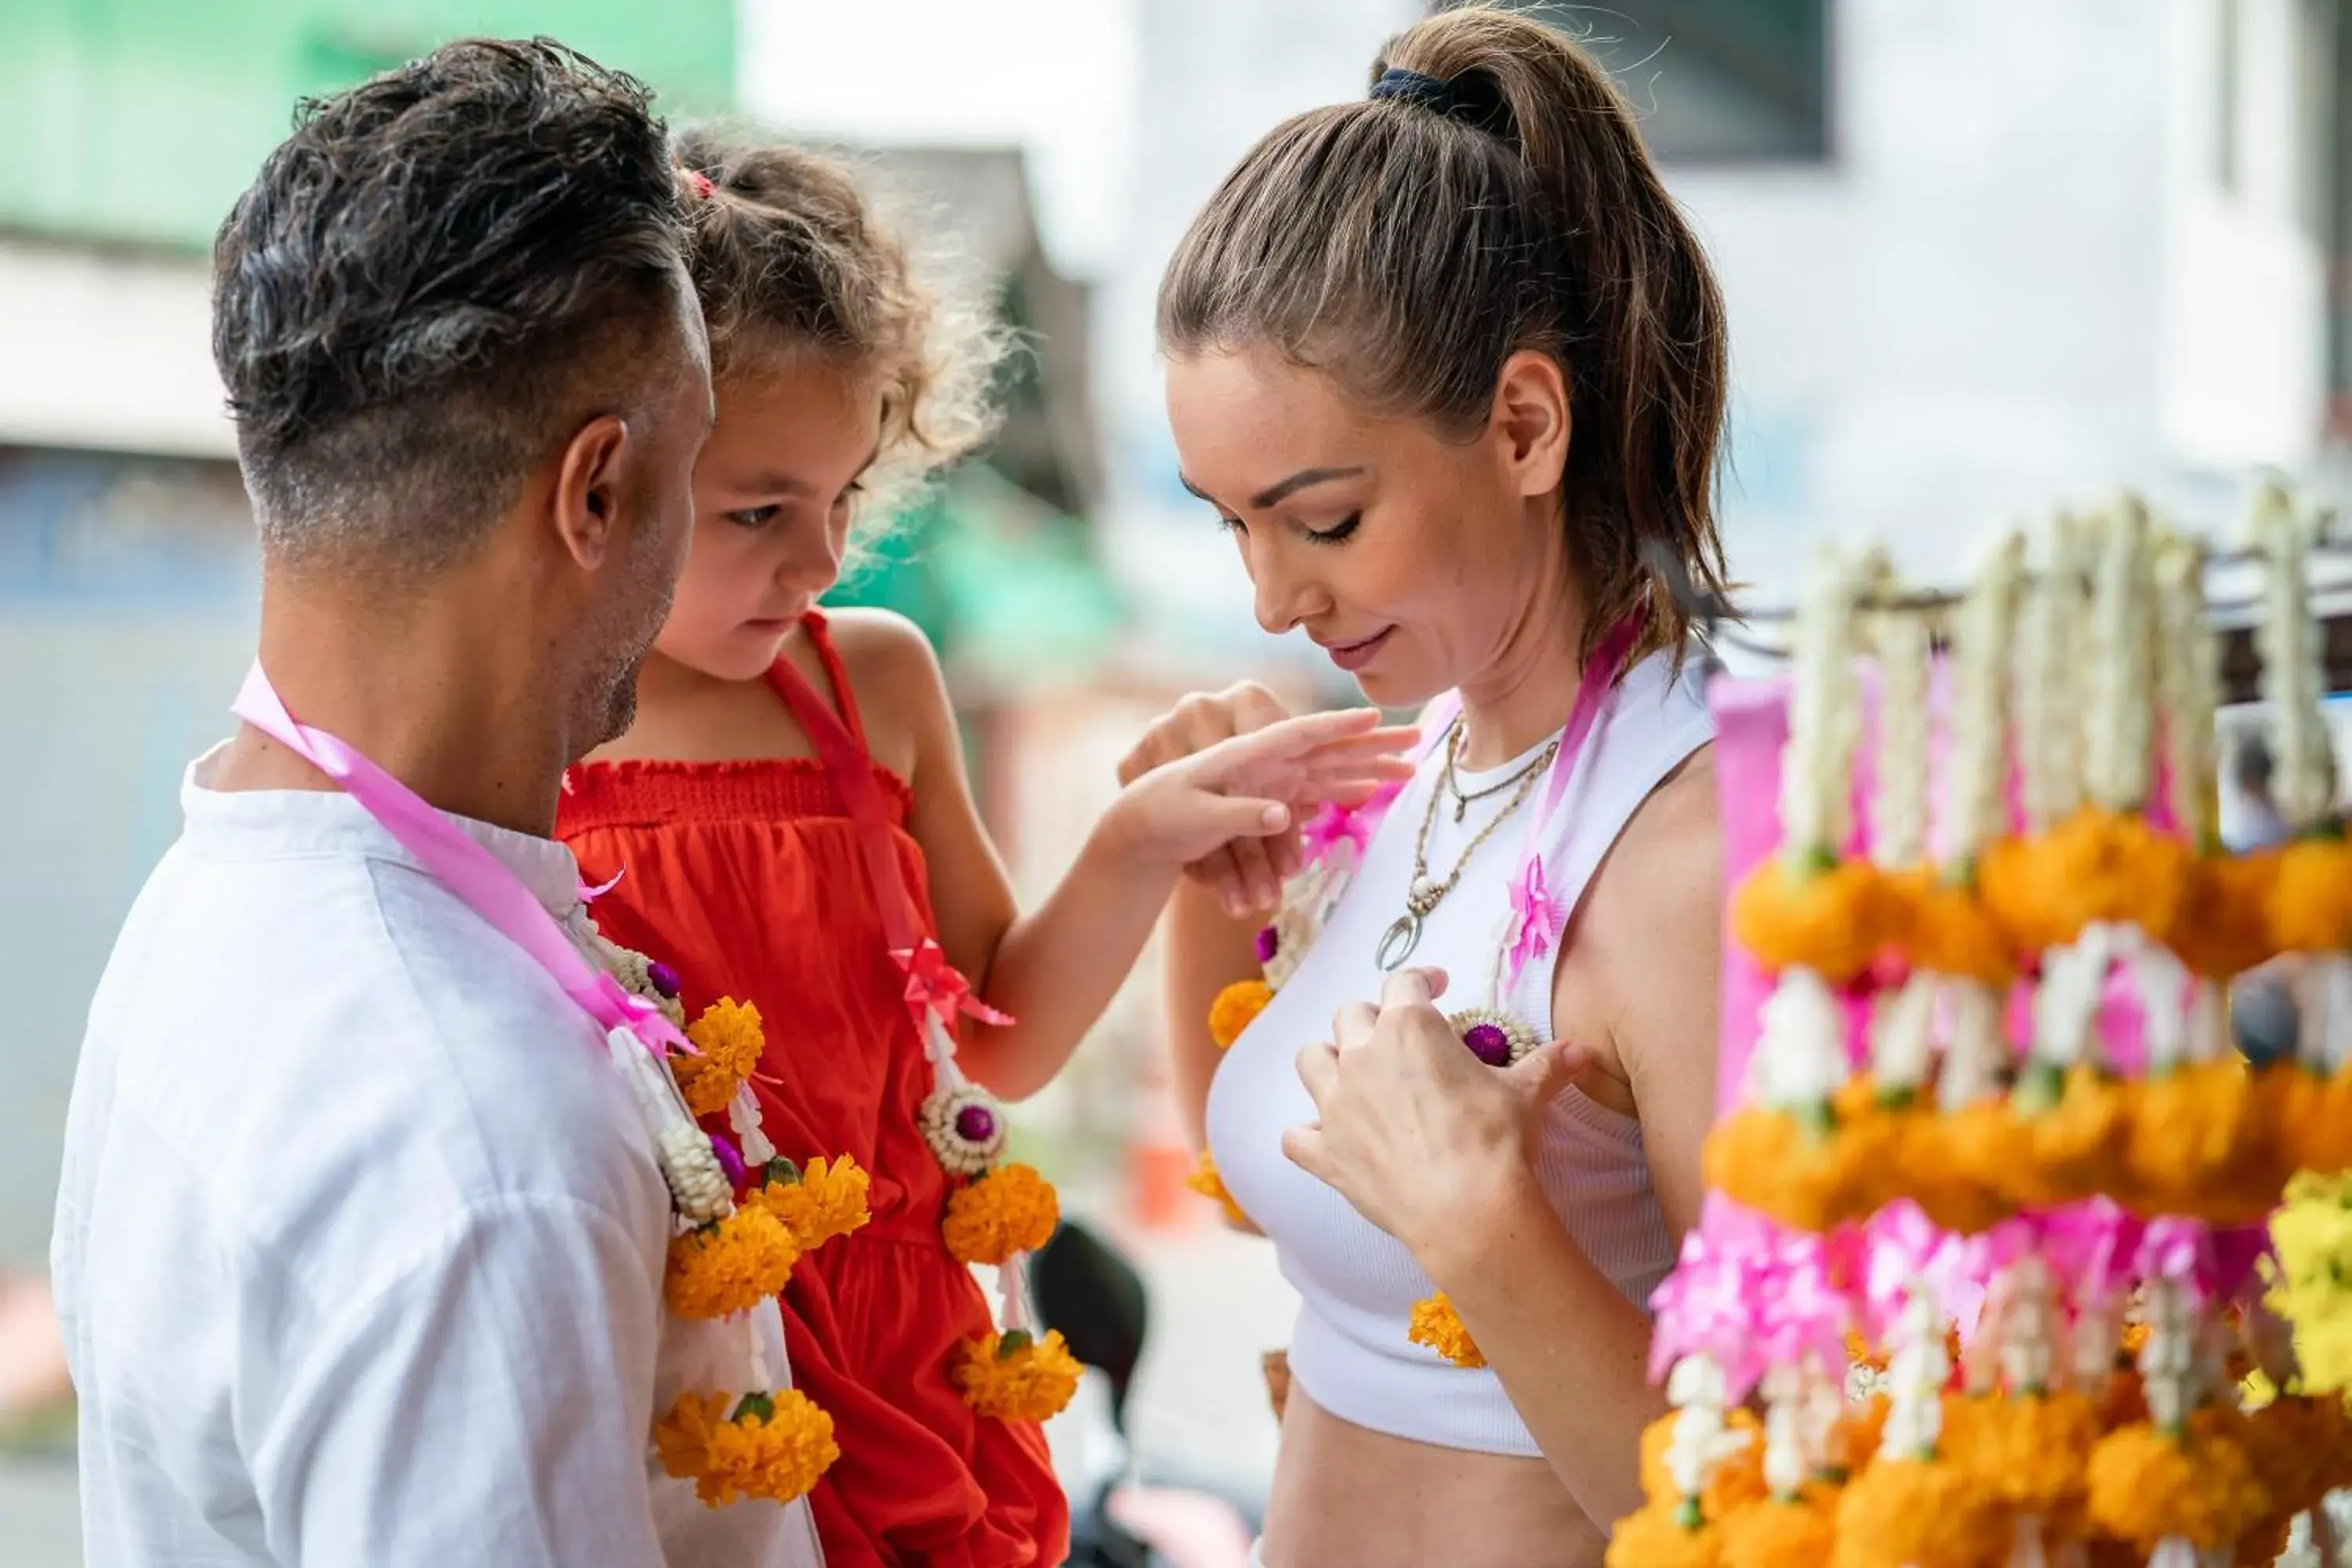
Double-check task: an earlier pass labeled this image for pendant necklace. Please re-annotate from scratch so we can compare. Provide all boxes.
[1375,721,1559,971]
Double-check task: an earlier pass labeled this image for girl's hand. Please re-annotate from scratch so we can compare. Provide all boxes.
[1120,684,1314,918]
[1106,706,1416,881]
[1282,968,1583,1265]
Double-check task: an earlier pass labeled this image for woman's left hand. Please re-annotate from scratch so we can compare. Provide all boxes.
[1282,968,1583,1265]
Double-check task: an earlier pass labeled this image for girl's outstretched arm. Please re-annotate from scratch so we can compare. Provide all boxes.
[850,614,1411,1099]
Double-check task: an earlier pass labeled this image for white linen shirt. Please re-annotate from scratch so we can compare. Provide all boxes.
[51,753,824,1566]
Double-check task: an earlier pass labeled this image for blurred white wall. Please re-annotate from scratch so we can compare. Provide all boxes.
[0,243,228,458]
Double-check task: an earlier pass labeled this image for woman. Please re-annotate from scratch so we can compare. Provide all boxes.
[1121,7,1730,1564]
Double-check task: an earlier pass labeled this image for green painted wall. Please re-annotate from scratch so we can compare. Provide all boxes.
[0,0,734,252]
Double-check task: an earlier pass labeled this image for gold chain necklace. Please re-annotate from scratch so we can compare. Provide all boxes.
[1374,723,1559,971]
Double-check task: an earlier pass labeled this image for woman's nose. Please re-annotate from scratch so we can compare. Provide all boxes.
[1249,539,1323,636]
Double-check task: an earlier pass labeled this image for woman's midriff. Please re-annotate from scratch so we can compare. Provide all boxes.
[1259,1388,1605,1568]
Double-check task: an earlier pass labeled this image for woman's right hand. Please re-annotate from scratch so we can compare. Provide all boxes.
[1120,682,1301,919]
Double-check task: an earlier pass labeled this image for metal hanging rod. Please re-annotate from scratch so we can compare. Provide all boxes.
[1649,536,2352,664]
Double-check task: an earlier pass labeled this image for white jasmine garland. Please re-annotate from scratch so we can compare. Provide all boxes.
[2085,500,2155,813]
[2154,535,2218,847]
[1951,534,2025,862]
[1868,558,1933,871]
[1781,544,1867,862]
[2253,485,2336,830]
[2016,521,2088,834]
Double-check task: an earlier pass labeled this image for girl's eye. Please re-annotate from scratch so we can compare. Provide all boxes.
[728,506,780,528]
[1305,512,1361,545]
[1214,514,1245,535]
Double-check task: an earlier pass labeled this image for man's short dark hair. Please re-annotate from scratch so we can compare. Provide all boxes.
[212,38,690,569]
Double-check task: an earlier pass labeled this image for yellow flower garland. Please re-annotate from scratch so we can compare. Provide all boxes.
[665,1205,801,1319]
[1407,1292,1486,1369]
[951,1329,1081,1422]
[941,1163,1061,1267]
[653,1388,840,1508]
[2267,1171,2352,1394]
[743,1154,872,1254]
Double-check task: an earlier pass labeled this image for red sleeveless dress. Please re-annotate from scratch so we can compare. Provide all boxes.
[556,612,1069,1568]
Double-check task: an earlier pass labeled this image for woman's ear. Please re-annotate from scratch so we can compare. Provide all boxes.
[1490,350,1570,502]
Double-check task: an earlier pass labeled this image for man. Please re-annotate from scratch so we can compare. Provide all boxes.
[51,42,820,1565]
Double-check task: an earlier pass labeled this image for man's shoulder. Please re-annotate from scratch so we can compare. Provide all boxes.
[78,841,666,1272]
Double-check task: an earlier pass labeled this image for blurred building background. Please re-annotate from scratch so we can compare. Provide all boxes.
[6,0,2352,1558]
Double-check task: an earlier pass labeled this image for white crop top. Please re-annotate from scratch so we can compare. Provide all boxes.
[1204,649,1715,1456]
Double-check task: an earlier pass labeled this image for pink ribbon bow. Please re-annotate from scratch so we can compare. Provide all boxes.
[892,938,1015,1033]
[1504,858,1568,989]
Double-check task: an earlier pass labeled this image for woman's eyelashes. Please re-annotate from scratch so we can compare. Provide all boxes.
[1305,512,1361,545]
[1211,510,1361,544]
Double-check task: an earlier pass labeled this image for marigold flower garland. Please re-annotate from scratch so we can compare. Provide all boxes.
[595,939,856,1511]
[1620,494,2352,1567]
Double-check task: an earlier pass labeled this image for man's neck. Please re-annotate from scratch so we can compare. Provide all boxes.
[210,568,577,838]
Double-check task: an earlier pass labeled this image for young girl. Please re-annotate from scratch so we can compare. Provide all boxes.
[1127,8,1732,1567]
[556,132,1413,1568]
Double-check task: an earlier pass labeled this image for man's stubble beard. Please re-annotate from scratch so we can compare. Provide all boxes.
[579,511,682,755]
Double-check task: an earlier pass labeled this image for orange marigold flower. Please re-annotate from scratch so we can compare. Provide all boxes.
[952,1329,1082,1421]
[1904,1105,2018,1236]
[2005,1065,2130,1210]
[941,1163,1060,1266]
[1939,1388,2099,1520]
[665,1204,800,1319]
[2241,1394,2352,1519]
[1704,1106,1857,1234]
[2269,835,2352,953]
[745,1154,872,1254]
[2279,1063,2352,1176]
[1185,1149,1249,1227]
[1208,979,1273,1049]
[1407,1292,1485,1369]
[2171,851,2280,978]
[1893,869,2014,986]
[2085,1410,2270,1548]
[1719,1491,1836,1568]
[1605,1500,1725,1568]
[654,1388,839,1508]
[1829,1458,2006,1568]
[1979,809,2192,953]
[2124,1059,2262,1217]
[1731,856,1889,982]
[676,997,767,1117]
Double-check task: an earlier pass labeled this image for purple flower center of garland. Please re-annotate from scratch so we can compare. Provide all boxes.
[708,1132,748,1189]
[647,960,682,999]
[1254,924,1280,964]
[956,1105,1000,1145]
[1461,1022,1512,1067]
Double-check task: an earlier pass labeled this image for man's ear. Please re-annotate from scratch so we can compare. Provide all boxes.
[550,415,631,569]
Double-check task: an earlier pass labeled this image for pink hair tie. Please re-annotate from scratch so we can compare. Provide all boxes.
[684,170,715,201]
